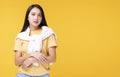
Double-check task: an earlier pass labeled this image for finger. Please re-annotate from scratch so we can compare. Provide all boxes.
[40,56,48,64]
[22,62,27,69]
[41,54,47,60]
[38,57,48,65]
[40,55,48,63]
[24,59,31,67]
[38,57,49,66]
[38,60,49,69]
[37,59,46,66]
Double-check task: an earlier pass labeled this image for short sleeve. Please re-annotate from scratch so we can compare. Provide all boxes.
[47,34,57,48]
[14,38,22,51]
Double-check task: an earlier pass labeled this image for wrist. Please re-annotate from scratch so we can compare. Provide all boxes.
[25,54,31,59]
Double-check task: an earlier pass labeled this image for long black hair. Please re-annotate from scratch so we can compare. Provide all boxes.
[21,4,48,32]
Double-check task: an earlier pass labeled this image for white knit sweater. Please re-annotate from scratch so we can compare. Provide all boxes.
[16,26,56,66]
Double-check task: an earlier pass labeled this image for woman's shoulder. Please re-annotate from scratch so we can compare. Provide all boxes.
[14,32,25,40]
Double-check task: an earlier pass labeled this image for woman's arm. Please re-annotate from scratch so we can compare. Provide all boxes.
[45,46,56,63]
[22,57,38,69]
[15,50,40,69]
[14,50,31,66]
[28,46,56,66]
[21,46,56,67]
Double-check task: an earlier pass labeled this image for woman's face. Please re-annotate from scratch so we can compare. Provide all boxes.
[28,7,42,27]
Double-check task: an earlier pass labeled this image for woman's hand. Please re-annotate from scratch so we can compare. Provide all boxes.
[37,54,49,67]
[14,51,31,66]
[29,52,41,59]
[22,57,37,69]
[29,52,49,66]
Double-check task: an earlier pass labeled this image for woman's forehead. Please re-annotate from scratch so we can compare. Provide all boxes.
[30,7,41,14]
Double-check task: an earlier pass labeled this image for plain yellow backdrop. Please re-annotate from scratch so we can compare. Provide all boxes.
[0,0,120,77]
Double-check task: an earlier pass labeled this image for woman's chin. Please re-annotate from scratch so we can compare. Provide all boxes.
[31,24,39,27]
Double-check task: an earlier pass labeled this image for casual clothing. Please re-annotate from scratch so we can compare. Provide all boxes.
[14,28,57,76]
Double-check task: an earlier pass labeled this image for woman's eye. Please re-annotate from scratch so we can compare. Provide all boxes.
[32,13,35,16]
[38,14,42,17]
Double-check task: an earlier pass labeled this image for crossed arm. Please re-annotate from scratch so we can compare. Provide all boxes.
[14,46,56,69]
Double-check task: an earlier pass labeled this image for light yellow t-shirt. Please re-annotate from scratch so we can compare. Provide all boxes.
[14,28,57,76]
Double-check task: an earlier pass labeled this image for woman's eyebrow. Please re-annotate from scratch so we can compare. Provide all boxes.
[31,12,41,14]
[31,11,41,14]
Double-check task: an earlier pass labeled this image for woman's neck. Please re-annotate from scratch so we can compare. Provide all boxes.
[29,25,39,31]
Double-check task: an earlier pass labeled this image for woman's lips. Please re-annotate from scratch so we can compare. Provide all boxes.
[33,21,38,23]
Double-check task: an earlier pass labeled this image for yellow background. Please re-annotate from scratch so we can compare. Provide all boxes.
[0,0,120,77]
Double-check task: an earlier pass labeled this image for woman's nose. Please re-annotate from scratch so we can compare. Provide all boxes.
[34,15,38,19]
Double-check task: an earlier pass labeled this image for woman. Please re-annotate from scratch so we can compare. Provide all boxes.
[14,4,57,77]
